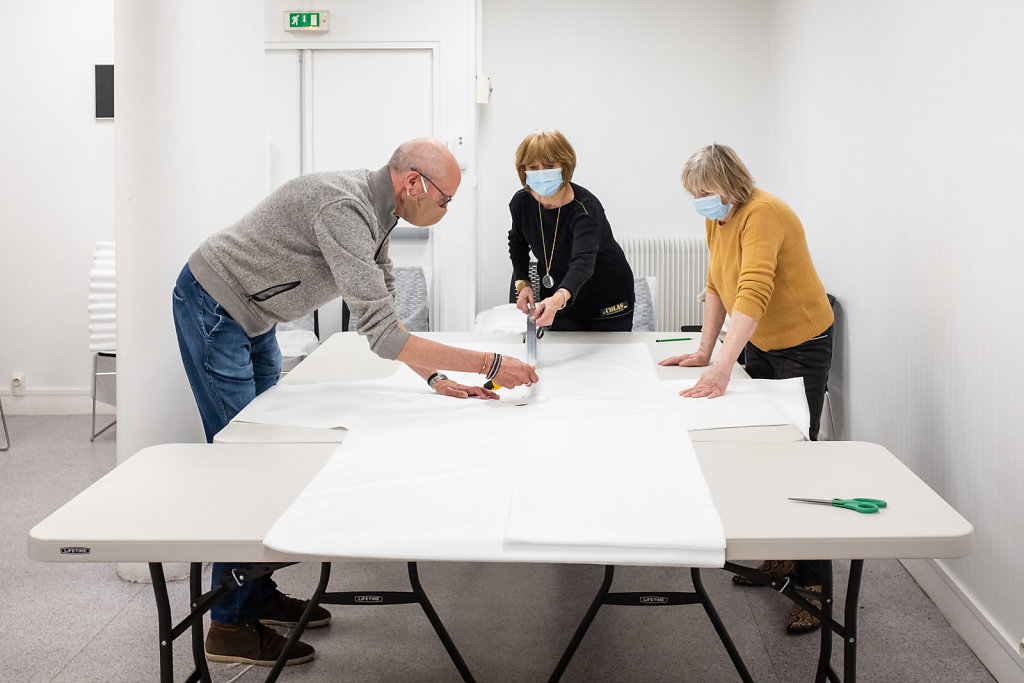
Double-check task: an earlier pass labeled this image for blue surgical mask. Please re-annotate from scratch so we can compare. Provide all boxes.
[525,168,564,197]
[693,195,733,221]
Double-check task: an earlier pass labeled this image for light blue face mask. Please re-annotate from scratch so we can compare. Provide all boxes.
[693,194,733,221]
[525,168,564,197]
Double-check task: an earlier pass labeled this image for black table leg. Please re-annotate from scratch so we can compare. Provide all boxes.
[844,560,863,683]
[189,563,212,683]
[548,565,615,683]
[266,562,475,683]
[692,568,753,682]
[149,563,174,683]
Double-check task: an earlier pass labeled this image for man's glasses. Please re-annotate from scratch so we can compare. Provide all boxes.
[411,167,453,207]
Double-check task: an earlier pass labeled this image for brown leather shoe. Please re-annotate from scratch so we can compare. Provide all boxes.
[259,590,332,629]
[732,559,796,586]
[786,585,823,634]
[205,622,315,666]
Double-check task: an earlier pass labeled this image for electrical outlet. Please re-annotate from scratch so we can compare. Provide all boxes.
[11,372,26,396]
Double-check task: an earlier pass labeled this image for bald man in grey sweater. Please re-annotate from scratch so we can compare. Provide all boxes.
[172,137,537,667]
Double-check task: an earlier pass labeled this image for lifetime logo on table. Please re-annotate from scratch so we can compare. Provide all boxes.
[640,596,669,605]
[60,547,91,555]
[355,594,385,603]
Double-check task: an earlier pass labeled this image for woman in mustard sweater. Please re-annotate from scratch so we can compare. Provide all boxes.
[661,143,834,633]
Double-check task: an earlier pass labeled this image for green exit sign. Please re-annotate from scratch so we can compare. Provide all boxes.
[284,11,330,32]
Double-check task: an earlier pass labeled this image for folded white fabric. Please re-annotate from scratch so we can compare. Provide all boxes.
[264,402,724,566]
[502,408,724,566]
[661,377,810,439]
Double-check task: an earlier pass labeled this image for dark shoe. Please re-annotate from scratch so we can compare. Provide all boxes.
[259,590,332,629]
[732,559,796,586]
[786,585,823,634]
[205,622,315,666]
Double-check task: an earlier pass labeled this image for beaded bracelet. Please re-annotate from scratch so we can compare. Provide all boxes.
[485,353,502,381]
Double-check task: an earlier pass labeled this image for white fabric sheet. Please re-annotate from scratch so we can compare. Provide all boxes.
[262,342,726,566]
[503,409,724,566]
[234,342,661,429]
[660,377,810,439]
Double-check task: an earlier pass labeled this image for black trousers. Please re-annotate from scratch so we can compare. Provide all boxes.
[743,324,833,441]
[550,310,634,332]
[743,325,834,586]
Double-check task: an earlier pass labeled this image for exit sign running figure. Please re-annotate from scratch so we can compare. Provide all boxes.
[284,11,330,32]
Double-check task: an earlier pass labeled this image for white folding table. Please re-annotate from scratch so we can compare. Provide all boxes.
[29,439,972,682]
[29,330,971,682]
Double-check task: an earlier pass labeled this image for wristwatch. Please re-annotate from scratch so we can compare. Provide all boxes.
[427,372,448,389]
[515,279,531,294]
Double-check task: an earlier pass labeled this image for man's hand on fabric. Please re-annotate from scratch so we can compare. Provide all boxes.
[433,379,500,400]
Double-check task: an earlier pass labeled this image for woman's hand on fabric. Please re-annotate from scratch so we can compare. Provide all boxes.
[433,379,499,400]
[492,356,539,389]
[680,366,731,398]
[658,349,712,368]
[516,288,535,314]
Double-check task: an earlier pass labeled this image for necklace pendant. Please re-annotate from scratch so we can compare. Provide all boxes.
[542,274,555,288]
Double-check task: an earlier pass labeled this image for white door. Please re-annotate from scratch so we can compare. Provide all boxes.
[265,47,437,338]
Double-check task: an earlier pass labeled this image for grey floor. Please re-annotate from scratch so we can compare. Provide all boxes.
[1,415,996,682]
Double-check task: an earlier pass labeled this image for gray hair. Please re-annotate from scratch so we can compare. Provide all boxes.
[681,143,755,205]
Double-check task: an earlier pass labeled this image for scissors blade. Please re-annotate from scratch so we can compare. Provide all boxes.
[788,498,833,505]
[526,315,537,366]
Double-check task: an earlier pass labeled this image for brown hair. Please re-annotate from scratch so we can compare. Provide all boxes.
[514,129,577,189]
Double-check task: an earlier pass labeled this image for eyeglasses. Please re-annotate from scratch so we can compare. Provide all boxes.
[411,167,453,208]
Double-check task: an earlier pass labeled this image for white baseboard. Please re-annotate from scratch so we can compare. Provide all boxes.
[0,389,115,416]
[902,558,1023,682]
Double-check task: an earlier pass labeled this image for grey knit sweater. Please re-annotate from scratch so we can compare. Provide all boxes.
[187,166,410,360]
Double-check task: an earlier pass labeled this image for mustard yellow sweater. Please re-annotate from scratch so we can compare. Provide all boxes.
[705,189,833,351]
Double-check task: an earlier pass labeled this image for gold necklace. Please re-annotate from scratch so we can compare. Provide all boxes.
[538,201,561,289]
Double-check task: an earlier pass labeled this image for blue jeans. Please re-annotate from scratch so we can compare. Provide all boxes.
[172,264,282,623]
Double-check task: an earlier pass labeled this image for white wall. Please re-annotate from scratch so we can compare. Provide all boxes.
[113,1,267,461]
[0,1,114,415]
[769,1,1024,679]
[476,0,772,312]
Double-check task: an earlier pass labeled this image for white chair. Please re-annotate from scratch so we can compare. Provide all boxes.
[89,242,117,441]
[276,311,321,373]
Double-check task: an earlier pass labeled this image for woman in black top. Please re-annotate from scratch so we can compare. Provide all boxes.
[508,129,635,331]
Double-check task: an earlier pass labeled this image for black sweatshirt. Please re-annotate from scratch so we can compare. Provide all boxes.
[508,183,634,320]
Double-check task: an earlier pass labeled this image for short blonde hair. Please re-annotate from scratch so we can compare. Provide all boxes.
[681,143,755,205]
[514,129,577,188]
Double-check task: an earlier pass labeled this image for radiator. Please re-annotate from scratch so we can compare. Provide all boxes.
[619,237,708,332]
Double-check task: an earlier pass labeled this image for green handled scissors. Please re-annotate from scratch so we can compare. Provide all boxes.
[788,497,888,514]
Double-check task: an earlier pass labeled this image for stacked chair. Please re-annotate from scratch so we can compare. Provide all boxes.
[88,242,117,441]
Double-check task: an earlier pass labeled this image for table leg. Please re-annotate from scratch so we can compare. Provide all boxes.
[844,560,863,682]
[692,568,753,682]
[266,562,476,683]
[149,563,175,683]
[549,566,752,682]
[548,564,615,683]
[189,563,212,683]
